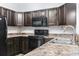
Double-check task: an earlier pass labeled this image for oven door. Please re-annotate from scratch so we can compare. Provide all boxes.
[28,36,45,51]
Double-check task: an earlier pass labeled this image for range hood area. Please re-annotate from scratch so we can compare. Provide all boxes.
[0,3,78,56]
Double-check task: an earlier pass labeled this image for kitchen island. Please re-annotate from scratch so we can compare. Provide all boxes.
[24,39,79,56]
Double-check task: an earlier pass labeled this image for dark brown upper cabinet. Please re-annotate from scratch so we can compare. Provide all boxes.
[24,12,32,26]
[0,7,7,17]
[65,3,76,27]
[32,10,48,19]
[32,11,39,17]
[7,10,15,26]
[39,10,49,18]
[0,7,16,26]
[1,3,76,27]
[2,8,7,17]
[7,10,11,26]
[58,5,66,25]
[0,7,2,16]
[39,10,46,16]
[58,3,76,26]
[10,11,16,26]
[48,8,58,26]
[14,12,24,26]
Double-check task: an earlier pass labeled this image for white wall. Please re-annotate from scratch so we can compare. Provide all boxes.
[76,4,79,34]
[0,3,64,12]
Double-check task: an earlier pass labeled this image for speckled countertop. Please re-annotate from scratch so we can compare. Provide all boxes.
[24,39,79,56]
[7,33,34,38]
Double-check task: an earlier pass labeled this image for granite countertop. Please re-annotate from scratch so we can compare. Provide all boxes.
[7,34,29,38]
[24,39,79,56]
[7,33,34,38]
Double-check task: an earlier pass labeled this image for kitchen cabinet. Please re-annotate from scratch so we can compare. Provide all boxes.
[7,10,15,26]
[0,7,15,26]
[13,37,20,55]
[7,38,15,56]
[58,5,66,25]
[24,12,32,26]
[58,3,76,26]
[0,7,2,15]
[39,10,48,18]
[39,10,46,16]
[2,8,7,17]
[7,37,20,56]
[0,7,7,16]
[32,11,39,17]
[20,37,28,54]
[65,3,76,27]
[7,37,28,55]
[7,10,11,26]
[10,11,16,26]
[48,8,58,26]
[15,12,24,26]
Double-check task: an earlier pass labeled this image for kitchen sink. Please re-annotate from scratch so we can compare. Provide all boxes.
[49,38,73,45]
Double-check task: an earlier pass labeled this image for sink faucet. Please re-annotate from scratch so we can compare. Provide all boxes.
[63,25,74,32]
[63,25,75,45]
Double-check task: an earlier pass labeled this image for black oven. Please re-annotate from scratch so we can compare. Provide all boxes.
[28,29,49,51]
[34,29,49,36]
[32,16,48,27]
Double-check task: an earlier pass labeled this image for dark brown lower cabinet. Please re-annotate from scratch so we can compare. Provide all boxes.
[7,38,14,56]
[7,37,28,56]
[20,37,29,54]
[7,37,20,56]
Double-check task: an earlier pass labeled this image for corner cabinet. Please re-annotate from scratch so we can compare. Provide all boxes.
[0,7,16,26]
[58,3,76,26]
[24,12,32,26]
[7,37,28,56]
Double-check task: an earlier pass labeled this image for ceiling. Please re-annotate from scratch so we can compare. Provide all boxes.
[0,3,65,12]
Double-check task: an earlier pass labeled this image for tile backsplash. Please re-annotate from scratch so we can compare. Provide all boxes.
[8,26,75,34]
[8,26,21,33]
[8,26,49,34]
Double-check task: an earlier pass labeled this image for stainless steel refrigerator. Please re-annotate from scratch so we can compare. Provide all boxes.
[0,16,7,56]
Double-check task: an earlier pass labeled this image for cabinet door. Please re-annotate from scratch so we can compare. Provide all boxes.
[13,37,20,54]
[48,8,58,26]
[24,12,32,26]
[21,37,28,54]
[32,11,39,17]
[39,10,48,18]
[39,10,46,17]
[2,8,7,17]
[7,37,20,56]
[0,7,2,16]
[7,10,15,26]
[7,38,14,56]
[65,3,76,26]
[7,10,11,26]
[0,7,7,16]
[58,5,66,25]
[10,11,15,26]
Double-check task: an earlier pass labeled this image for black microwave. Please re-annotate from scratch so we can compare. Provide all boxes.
[32,16,48,27]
